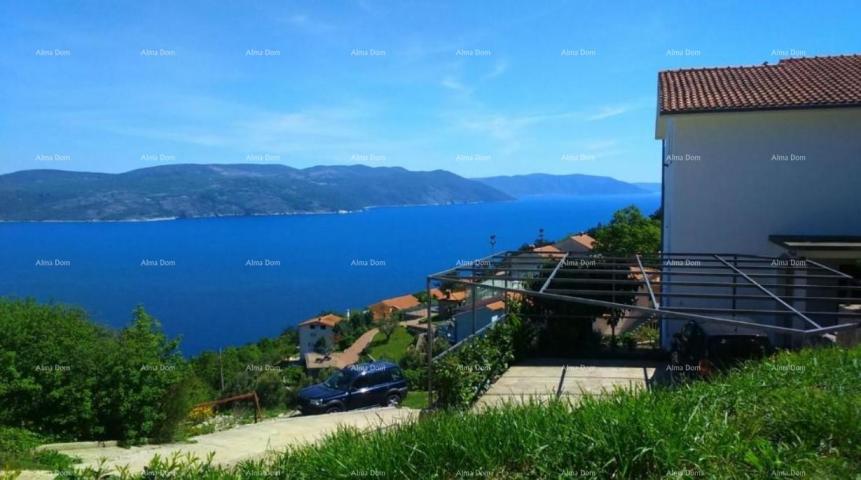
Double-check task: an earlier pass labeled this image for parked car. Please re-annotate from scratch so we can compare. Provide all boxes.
[298,361,408,414]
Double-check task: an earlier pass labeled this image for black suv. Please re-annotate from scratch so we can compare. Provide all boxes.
[298,361,408,414]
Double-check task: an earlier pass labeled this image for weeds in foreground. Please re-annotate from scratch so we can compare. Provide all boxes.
[63,346,860,479]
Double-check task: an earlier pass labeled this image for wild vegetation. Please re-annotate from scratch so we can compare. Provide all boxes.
[590,205,661,255]
[0,299,197,445]
[433,312,533,408]
[62,345,860,479]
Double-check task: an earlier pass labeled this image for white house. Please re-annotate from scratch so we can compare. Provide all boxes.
[297,313,343,358]
[655,54,861,349]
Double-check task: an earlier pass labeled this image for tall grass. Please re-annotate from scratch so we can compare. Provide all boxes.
[66,345,860,479]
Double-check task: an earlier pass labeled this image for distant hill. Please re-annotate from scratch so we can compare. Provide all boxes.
[633,182,662,193]
[0,164,512,221]
[474,173,654,197]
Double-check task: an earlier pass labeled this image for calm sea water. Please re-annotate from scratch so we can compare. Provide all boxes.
[0,194,659,355]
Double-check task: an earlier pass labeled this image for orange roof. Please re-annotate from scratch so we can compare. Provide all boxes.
[571,234,595,250]
[298,313,343,328]
[486,300,505,311]
[533,245,562,254]
[376,294,420,311]
[555,233,596,252]
[659,55,861,114]
[430,288,467,302]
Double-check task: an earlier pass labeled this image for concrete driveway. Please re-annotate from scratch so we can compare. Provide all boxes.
[475,358,665,409]
[26,407,417,477]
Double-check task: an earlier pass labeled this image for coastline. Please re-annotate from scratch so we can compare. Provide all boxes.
[0,199,509,224]
[0,193,662,224]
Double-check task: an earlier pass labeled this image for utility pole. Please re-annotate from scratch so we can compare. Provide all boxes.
[219,348,225,392]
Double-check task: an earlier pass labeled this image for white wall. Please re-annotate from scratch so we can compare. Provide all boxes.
[659,107,861,349]
[661,107,861,256]
[298,324,335,357]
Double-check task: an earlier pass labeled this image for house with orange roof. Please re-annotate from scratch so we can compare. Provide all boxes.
[369,294,421,321]
[555,233,596,253]
[297,313,343,358]
[532,244,562,257]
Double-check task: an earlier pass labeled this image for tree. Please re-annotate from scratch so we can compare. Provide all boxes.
[591,205,661,255]
[313,336,331,355]
[101,306,187,444]
[0,299,196,444]
[379,314,400,342]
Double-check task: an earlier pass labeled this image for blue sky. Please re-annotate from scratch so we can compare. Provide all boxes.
[1,1,859,182]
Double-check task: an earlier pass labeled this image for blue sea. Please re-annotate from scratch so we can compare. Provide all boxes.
[0,194,659,355]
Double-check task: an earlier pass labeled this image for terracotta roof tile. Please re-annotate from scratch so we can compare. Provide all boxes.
[659,55,861,114]
[298,313,343,328]
[430,289,468,302]
[376,294,421,310]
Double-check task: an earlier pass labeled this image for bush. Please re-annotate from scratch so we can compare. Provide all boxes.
[68,345,861,479]
[0,299,110,439]
[0,299,195,444]
[0,426,77,472]
[433,313,527,408]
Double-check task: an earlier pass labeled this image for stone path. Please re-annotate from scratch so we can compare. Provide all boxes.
[23,406,417,478]
[475,358,664,409]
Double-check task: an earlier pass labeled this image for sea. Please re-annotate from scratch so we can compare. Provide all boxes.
[0,194,660,355]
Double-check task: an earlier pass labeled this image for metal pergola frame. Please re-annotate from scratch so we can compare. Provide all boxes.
[423,251,861,406]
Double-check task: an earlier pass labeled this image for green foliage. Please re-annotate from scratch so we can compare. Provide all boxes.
[0,299,198,444]
[333,310,373,350]
[378,313,401,342]
[591,205,661,255]
[524,258,632,355]
[100,306,187,444]
[69,345,861,479]
[189,331,301,407]
[366,326,413,363]
[433,314,527,408]
[399,335,448,390]
[0,299,110,439]
[0,426,77,472]
[401,391,429,409]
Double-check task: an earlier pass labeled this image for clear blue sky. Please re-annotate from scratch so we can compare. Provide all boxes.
[1,1,858,181]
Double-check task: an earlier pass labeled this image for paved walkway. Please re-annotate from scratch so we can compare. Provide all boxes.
[306,327,380,369]
[475,358,664,409]
[28,407,416,477]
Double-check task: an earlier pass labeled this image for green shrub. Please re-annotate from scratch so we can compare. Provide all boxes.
[0,426,77,472]
[0,299,110,439]
[67,345,861,479]
[433,313,526,408]
[0,299,194,444]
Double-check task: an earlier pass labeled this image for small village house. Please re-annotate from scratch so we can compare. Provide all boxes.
[297,313,343,358]
[369,294,421,321]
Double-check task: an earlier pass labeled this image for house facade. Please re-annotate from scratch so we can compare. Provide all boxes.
[369,294,421,321]
[297,313,343,358]
[656,55,861,349]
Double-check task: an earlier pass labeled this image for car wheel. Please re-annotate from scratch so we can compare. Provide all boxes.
[325,404,344,414]
[386,394,401,407]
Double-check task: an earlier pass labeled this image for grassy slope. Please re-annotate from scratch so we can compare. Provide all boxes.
[71,346,861,479]
[367,326,413,363]
[402,391,429,409]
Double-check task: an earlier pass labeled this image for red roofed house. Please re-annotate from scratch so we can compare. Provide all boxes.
[370,294,421,321]
[297,313,343,357]
[555,233,596,253]
[656,54,861,349]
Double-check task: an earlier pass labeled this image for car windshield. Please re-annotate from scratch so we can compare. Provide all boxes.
[323,369,355,390]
